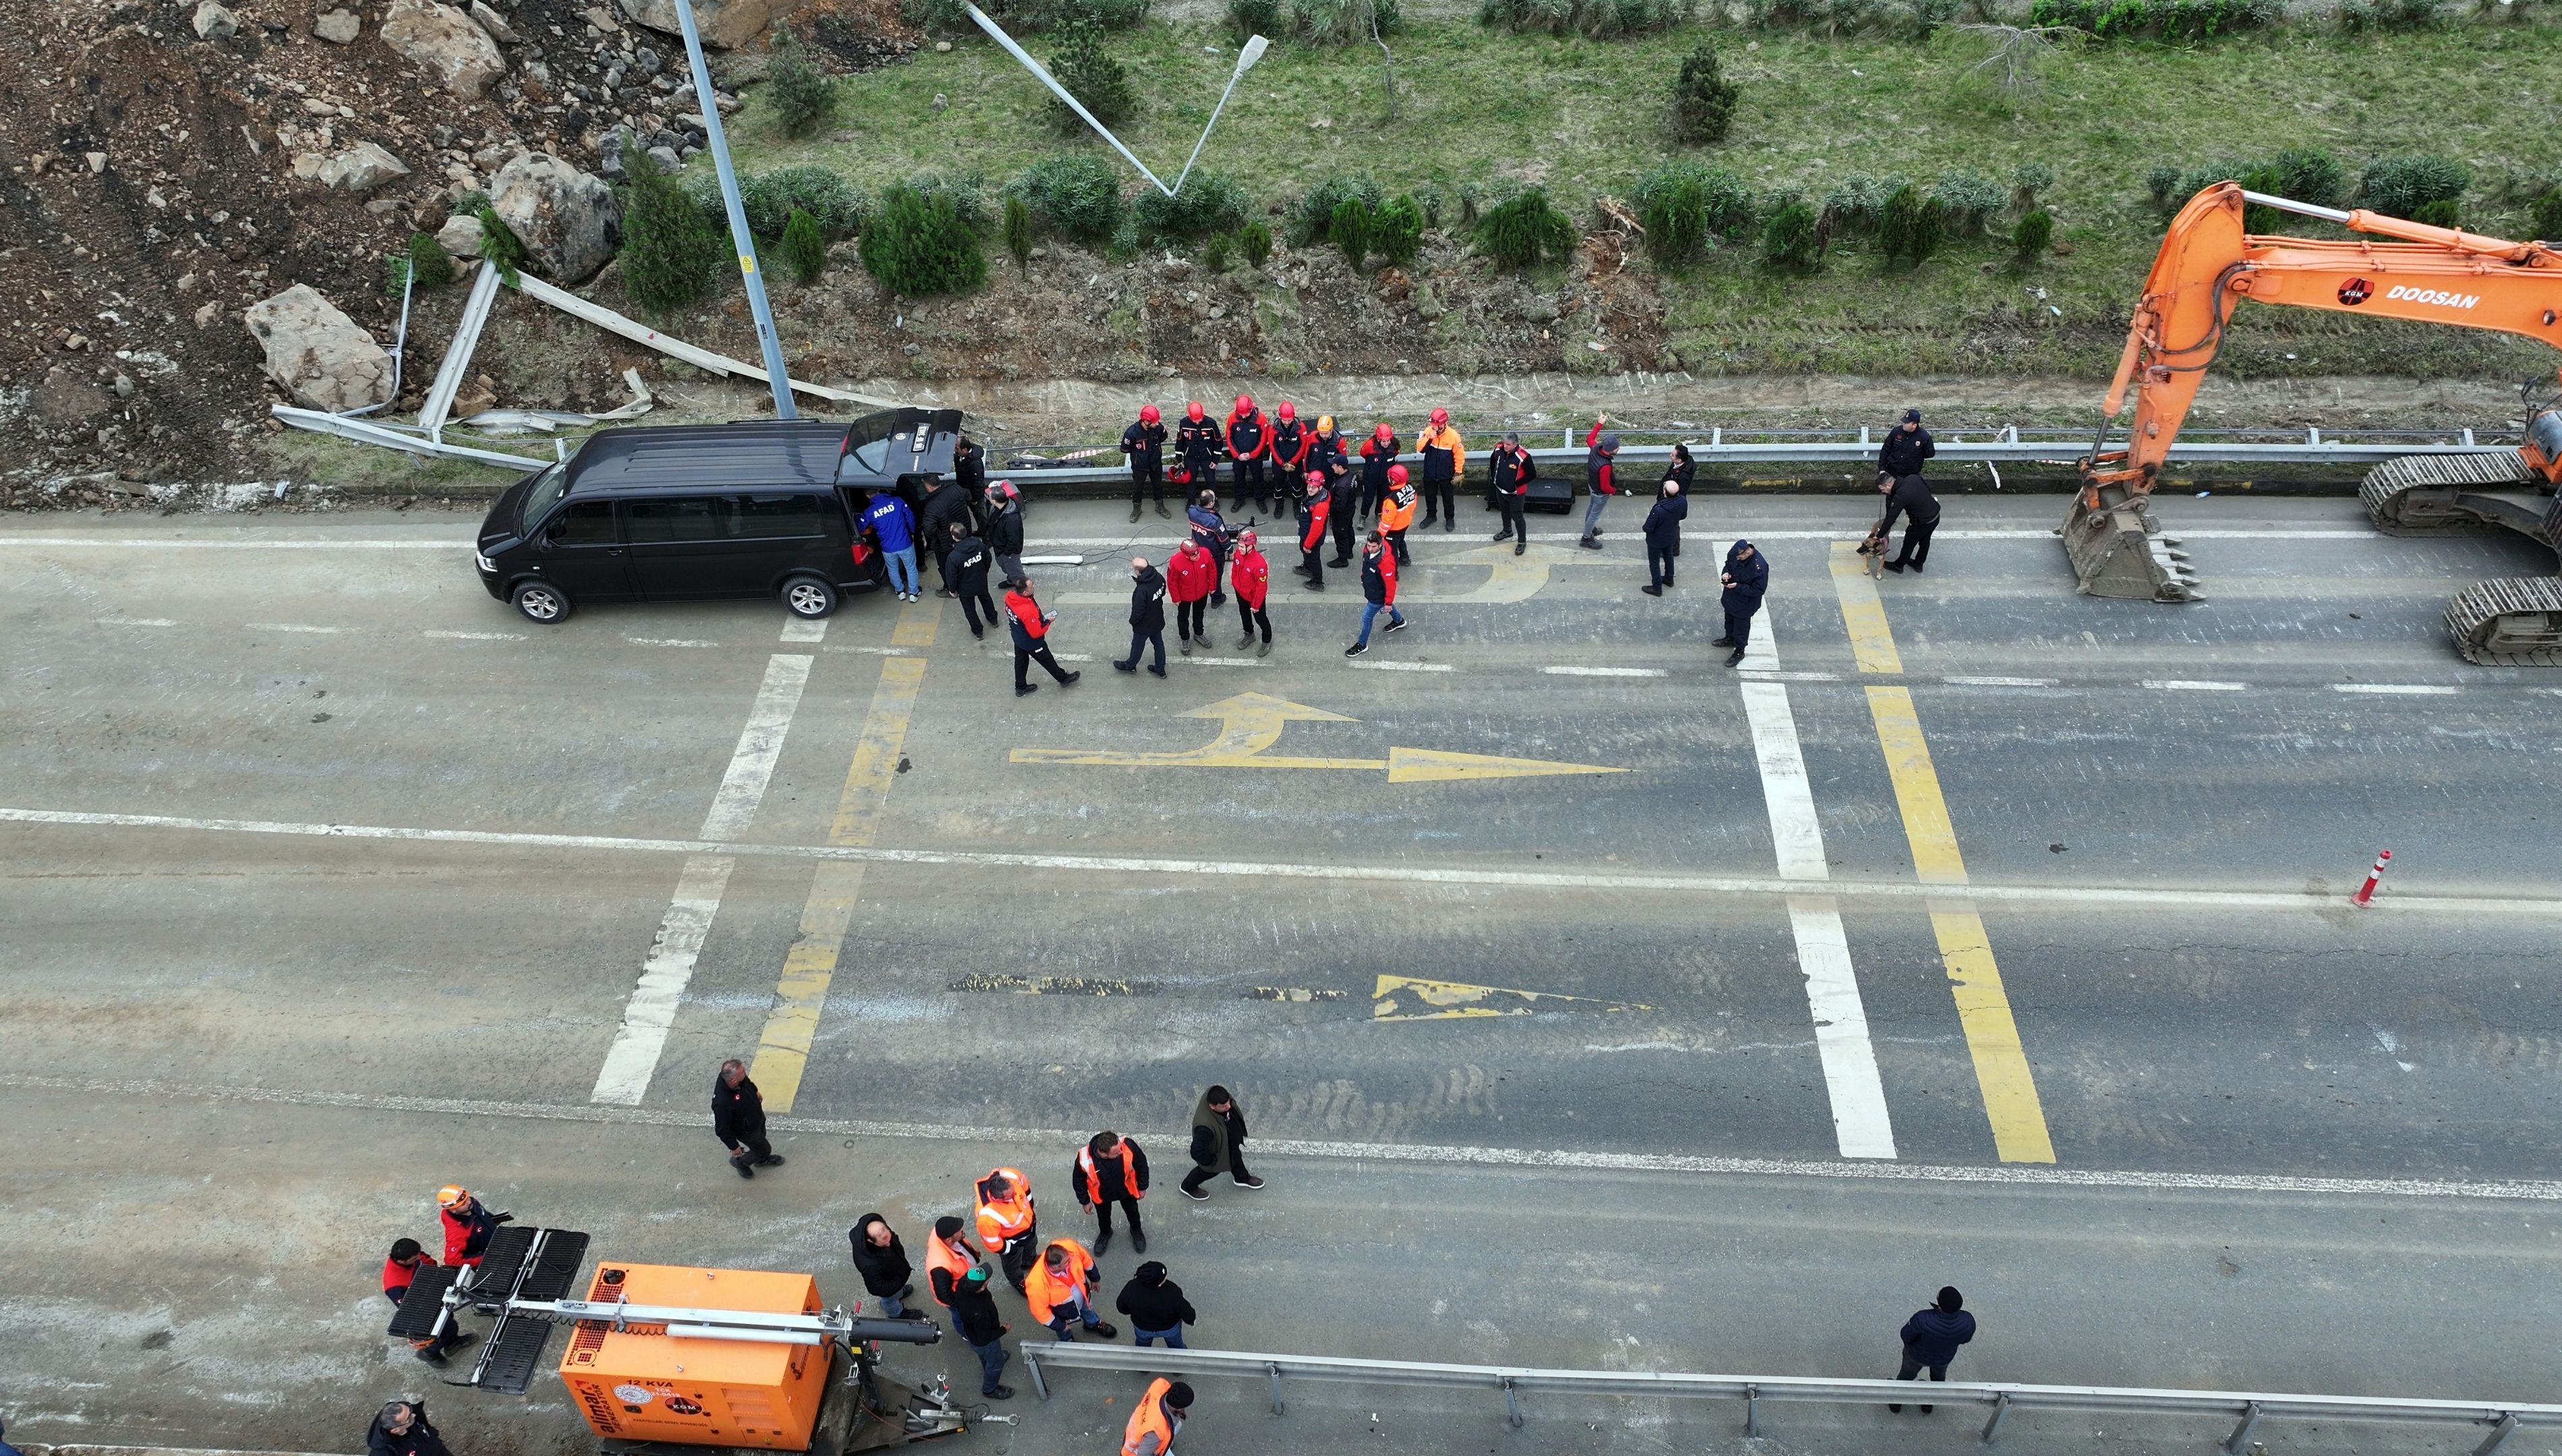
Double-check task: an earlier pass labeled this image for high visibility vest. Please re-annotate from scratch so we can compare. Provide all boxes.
[1024,1238,1092,1324]
[976,1169,1035,1251]
[1077,1146,1143,1206]
[925,1236,980,1307]
[1122,1378,1179,1456]
[1381,487,1417,532]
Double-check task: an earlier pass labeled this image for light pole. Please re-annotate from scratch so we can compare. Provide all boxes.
[670,0,798,420]
[964,3,1267,200]
[1174,35,1266,194]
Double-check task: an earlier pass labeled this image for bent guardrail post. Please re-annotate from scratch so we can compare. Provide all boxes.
[2223,1399,2263,1455]
[1501,1375,1522,1430]
[2476,1412,2520,1456]
[1981,1389,2012,1445]
[1266,1361,1285,1416]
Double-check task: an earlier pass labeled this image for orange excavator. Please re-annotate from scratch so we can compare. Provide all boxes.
[2068,181,2562,663]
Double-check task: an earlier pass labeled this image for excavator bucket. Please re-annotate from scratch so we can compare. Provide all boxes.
[2060,483,2201,602]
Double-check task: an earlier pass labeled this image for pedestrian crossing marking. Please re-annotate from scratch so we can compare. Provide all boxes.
[1011,692,1626,781]
[1373,974,1653,1021]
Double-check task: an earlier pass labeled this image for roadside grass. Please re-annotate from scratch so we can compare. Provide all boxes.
[725,16,2562,378]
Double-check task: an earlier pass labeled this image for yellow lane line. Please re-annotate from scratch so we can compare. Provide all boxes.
[751,611,936,1111]
[1832,547,2054,1164]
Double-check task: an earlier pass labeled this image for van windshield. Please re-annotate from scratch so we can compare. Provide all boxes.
[516,462,568,533]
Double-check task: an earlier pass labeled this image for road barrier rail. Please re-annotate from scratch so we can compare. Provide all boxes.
[1018,1341,2553,1454]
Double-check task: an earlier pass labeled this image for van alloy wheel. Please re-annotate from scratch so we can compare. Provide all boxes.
[512,583,568,623]
[783,576,838,619]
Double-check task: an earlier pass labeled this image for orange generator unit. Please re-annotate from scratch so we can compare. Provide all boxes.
[558,1263,831,1451]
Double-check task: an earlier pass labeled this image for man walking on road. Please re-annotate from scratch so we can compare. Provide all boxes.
[1641,480,1688,596]
[1342,530,1407,659]
[1122,404,1168,522]
[1114,557,1169,678]
[713,1059,783,1180]
[1074,1129,1151,1254]
[1026,1237,1118,1341]
[848,1213,918,1319]
[1004,578,1081,697]
[1166,539,1217,657]
[1877,460,1941,575]
[1417,406,1465,531]
[985,481,1027,586]
[945,522,998,641]
[1716,539,1767,667]
[1181,1084,1265,1196]
[1232,528,1273,657]
[949,1264,1017,1401]
[1888,1285,1977,1414]
[1578,416,1620,549]
[1115,1261,1197,1349]
[975,1167,1040,1294]
[1486,432,1535,553]
[1121,1378,1193,1456]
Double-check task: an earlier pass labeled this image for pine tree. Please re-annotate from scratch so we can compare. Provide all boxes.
[617,136,725,309]
[768,23,841,138]
[780,207,828,284]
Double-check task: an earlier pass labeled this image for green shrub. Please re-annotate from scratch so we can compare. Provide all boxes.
[1003,195,1034,265]
[861,184,988,295]
[1414,185,1446,229]
[1331,195,1373,269]
[476,205,531,286]
[1820,173,1899,240]
[901,169,990,230]
[2012,208,2054,262]
[1456,179,1485,224]
[1371,194,1425,266]
[1904,0,1955,36]
[1133,170,1252,242]
[1228,0,1280,32]
[1636,161,1757,264]
[1477,186,1576,268]
[1290,0,1399,41]
[2144,164,2184,211]
[2011,161,2054,213]
[1762,194,1821,271]
[616,137,723,309]
[1481,0,1688,34]
[1294,173,1383,245]
[1932,169,2004,234]
[692,166,867,243]
[392,231,457,293]
[2273,148,2347,209]
[901,0,1148,32]
[2411,198,2462,228]
[1047,24,1139,133]
[2360,153,2470,220]
[1668,41,1739,145]
[1240,219,1273,267]
[1201,231,1236,270]
[2336,0,2441,30]
[781,207,829,284]
[2535,189,2562,243]
[2027,0,2276,38]
[767,22,840,138]
[1016,154,1123,243]
[1878,182,1943,267]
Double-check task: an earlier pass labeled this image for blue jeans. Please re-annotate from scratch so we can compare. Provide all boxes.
[967,1336,1009,1395]
[1582,491,1610,538]
[1134,1325,1188,1349]
[1047,1293,1106,1340]
[878,1293,906,1318]
[1355,601,1405,646]
[886,546,920,595]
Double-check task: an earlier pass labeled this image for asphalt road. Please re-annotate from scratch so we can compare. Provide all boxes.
[3,491,2559,1456]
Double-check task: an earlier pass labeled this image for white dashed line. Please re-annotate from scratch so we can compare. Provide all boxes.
[1940,675,2060,688]
[1185,656,1265,667]
[625,637,722,648]
[1348,660,1456,673]
[423,629,526,641]
[1739,669,1842,683]
[1542,665,1669,678]
[2144,679,2250,692]
[2333,684,2462,696]
[779,617,830,643]
[247,621,346,634]
[96,617,178,628]
[825,644,924,657]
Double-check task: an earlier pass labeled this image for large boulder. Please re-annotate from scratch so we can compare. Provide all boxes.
[244,285,395,413]
[436,211,485,257]
[381,0,505,98]
[614,0,795,49]
[314,7,362,40]
[489,152,622,282]
[320,142,411,193]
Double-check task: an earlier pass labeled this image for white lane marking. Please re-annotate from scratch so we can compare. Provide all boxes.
[1187,656,1265,667]
[1349,660,1456,673]
[1543,665,1668,678]
[424,628,526,641]
[9,1070,2555,1202]
[2145,679,2250,692]
[696,655,814,841]
[11,806,2562,917]
[246,622,345,634]
[1052,653,1096,663]
[0,538,468,549]
[593,653,814,1104]
[590,855,735,1106]
[626,637,723,648]
[1942,675,2059,688]
[779,617,830,643]
[2334,684,2462,696]
[96,617,179,628]
[825,644,923,657]
[1740,667,1897,1161]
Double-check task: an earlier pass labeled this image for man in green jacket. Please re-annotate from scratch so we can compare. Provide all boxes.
[1179,1085,1265,1199]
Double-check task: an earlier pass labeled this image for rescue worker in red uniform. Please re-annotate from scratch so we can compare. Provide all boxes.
[1224,394,1270,515]
[1231,528,1272,656]
[382,1238,475,1364]
[1165,539,1218,656]
[1266,403,1311,512]
[1357,422,1400,525]
[1486,431,1537,555]
[1121,404,1168,522]
[436,1186,506,1269]
[1296,468,1332,591]
[1175,402,1224,503]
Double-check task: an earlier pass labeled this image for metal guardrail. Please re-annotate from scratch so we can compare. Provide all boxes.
[1018,1343,2553,1454]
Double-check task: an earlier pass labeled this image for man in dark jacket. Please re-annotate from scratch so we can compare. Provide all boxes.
[1115,1261,1197,1349]
[945,523,998,640]
[985,482,1027,584]
[1888,1286,1977,1414]
[948,1263,1015,1401]
[1313,416,1357,565]
[367,1401,454,1456]
[1224,394,1270,514]
[1640,481,1688,596]
[1180,1084,1264,1198]
[1073,1130,1152,1255]
[713,1059,782,1180]
[1877,468,1941,574]
[953,433,988,506]
[850,1213,918,1318]
[1876,406,1935,483]
[1176,402,1225,503]
[1578,417,1619,549]
[1486,432,1535,554]
[1113,557,1169,679]
[918,477,977,595]
[1122,405,1168,522]
[1716,539,1767,667]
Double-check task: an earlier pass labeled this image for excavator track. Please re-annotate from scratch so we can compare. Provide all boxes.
[2359,451,2540,535]
[2443,576,2562,666]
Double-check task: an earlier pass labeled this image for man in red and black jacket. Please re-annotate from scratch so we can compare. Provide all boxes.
[1224,394,1270,516]
[382,1238,475,1364]
[1176,402,1224,505]
[1486,432,1537,556]
[1005,577,1081,696]
[1578,415,1621,549]
[1295,469,1332,590]
[1266,403,1311,510]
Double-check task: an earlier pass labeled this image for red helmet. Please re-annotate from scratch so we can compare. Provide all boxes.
[1276,402,1296,422]
[1232,394,1255,417]
[1429,407,1449,427]
[1185,401,1205,422]
[1388,463,1408,485]
[1239,528,1258,547]
[1139,404,1160,425]
[1372,423,1394,442]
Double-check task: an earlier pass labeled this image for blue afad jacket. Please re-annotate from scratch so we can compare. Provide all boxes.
[863,494,917,553]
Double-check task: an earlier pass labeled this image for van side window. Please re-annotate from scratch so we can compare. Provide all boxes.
[727,493,825,539]
[623,496,722,543]
[549,499,617,545]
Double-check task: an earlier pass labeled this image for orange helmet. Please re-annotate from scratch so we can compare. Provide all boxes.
[1388,463,1408,485]
[436,1185,470,1211]
[1316,415,1335,433]
[1429,407,1449,427]
[1139,404,1160,425]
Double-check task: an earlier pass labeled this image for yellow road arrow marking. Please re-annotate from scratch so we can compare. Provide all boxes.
[1373,974,1654,1021]
[1011,693,1628,780]
[1386,746,1626,783]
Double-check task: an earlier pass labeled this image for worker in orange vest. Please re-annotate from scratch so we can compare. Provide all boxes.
[1072,1130,1151,1255]
[974,1167,1039,1294]
[1121,1378,1193,1456]
[1025,1237,1118,1341]
[924,1215,988,1311]
[1379,464,1418,565]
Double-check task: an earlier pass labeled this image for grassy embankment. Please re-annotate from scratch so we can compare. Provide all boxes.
[725,13,2562,382]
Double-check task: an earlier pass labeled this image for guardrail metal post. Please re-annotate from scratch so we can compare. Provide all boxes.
[1026,1347,1050,1401]
[1981,1391,2012,1445]
[2462,428,2476,446]
[2222,1400,2262,1454]
[2472,1412,2520,1455]
[1267,1362,1285,1416]
[1501,1376,1524,1429]
[1745,1383,1760,1438]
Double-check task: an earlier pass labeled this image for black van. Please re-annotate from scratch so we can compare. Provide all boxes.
[475,410,964,624]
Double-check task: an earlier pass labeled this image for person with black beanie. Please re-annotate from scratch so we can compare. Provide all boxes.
[1888,1285,1977,1414]
[367,1401,453,1456]
[1115,1261,1198,1349]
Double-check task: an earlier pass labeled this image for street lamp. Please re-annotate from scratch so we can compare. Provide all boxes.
[964,3,1268,200]
[1174,34,1267,194]
[669,0,798,419]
